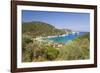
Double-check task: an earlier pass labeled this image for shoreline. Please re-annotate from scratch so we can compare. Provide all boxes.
[46,31,81,38]
[34,32,85,43]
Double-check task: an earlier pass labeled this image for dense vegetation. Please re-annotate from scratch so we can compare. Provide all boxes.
[22,21,66,37]
[56,33,90,60]
[22,21,90,62]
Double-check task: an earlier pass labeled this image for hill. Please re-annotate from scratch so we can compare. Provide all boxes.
[22,21,67,37]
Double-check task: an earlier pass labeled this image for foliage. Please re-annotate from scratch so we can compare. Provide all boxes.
[22,33,90,62]
[56,33,90,60]
[75,33,90,40]
[22,35,33,52]
[22,38,60,62]
[44,46,59,61]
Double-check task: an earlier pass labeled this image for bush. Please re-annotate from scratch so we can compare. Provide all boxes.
[57,34,90,60]
[22,50,33,62]
[44,46,59,60]
[22,36,33,44]
[22,35,33,52]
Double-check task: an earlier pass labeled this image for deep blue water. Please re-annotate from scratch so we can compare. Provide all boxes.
[47,32,87,43]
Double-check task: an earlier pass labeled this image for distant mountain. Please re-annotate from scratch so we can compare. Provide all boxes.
[22,21,71,37]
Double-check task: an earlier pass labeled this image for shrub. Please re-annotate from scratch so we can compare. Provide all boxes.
[44,46,59,60]
[57,34,90,60]
[22,35,33,52]
[22,48,33,62]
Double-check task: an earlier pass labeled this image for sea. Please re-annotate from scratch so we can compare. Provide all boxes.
[47,32,88,43]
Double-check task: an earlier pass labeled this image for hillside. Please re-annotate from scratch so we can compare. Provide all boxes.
[22,21,67,37]
[56,33,90,60]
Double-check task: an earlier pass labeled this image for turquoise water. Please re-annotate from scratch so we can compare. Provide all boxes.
[47,32,87,43]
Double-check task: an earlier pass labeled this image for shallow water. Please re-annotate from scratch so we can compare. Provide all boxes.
[47,32,87,43]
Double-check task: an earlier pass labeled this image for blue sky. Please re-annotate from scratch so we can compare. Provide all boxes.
[22,10,90,32]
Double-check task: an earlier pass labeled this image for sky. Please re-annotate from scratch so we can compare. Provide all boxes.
[22,10,90,32]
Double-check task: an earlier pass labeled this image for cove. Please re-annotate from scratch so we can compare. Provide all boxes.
[46,32,87,43]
